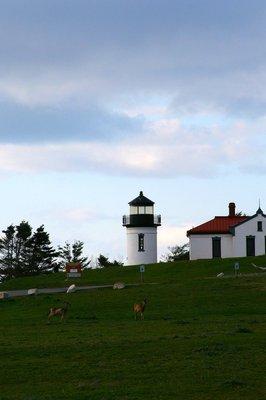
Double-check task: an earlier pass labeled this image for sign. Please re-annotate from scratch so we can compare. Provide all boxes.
[234,262,240,270]
[66,262,82,278]
[234,262,240,276]
[66,262,82,272]
[67,272,81,278]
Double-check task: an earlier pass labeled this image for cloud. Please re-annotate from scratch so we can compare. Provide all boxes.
[0,102,143,143]
[0,142,160,175]
[0,0,265,119]
[0,1,265,178]
[0,116,264,177]
[170,68,266,118]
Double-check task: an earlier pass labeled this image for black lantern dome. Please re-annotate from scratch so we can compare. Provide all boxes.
[129,191,154,207]
[123,191,161,227]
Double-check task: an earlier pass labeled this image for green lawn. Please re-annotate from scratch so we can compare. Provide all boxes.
[0,257,265,399]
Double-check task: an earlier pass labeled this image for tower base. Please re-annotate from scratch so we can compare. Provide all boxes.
[126,227,157,266]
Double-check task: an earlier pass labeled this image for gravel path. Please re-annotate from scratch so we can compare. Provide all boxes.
[4,284,114,298]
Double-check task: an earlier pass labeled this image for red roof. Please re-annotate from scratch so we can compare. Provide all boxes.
[187,216,248,236]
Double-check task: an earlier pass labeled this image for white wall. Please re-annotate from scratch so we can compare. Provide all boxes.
[233,214,266,257]
[126,227,157,266]
[189,234,233,260]
[189,213,266,260]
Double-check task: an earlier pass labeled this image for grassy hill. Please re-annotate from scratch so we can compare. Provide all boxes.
[0,256,265,399]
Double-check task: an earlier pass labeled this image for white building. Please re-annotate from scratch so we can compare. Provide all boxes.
[187,202,266,260]
[122,191,161,266]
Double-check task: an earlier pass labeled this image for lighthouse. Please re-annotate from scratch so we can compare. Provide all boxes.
[122,191,161,266]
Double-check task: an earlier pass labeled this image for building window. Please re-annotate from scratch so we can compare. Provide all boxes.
[257,221,263,231]
[212,237,221,258]
[138,233,145,252]
[246,236,255,256]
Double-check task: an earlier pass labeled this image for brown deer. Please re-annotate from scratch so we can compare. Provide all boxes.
[133,298,147,320]
[47,302,70,323]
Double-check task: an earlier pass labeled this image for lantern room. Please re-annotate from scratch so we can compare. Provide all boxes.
[123,191,161,227]
[129,190,154,215]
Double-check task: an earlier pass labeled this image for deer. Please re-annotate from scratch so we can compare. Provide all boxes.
[133,298,148,320]
[47,301,70,323]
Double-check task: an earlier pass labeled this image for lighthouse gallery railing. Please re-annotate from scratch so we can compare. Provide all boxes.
[122,214,161,226]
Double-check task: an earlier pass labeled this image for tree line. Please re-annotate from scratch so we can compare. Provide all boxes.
[0,220,189,281]
[0,220,122,281]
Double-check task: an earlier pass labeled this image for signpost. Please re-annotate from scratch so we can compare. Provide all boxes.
[234,262,240,276]
[140,265,145,283]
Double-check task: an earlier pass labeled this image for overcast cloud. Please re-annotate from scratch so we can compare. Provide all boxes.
[0,0,266,176]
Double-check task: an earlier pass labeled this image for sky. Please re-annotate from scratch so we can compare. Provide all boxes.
[1,0,266,262]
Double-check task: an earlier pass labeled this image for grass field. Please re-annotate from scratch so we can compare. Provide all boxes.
[0,257,265,399]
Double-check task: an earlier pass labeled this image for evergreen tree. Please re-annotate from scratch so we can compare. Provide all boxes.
[72,241,91,267]
[26,225,58,275]
[58,242,72,264]
[58,241,90,269]
[112,259,123,266]
[0,225,16,278]
[14,221,32,276]
[0,222,57,280]
[97,254,123,268]
[0,222,32,279]
[97,254,111,268]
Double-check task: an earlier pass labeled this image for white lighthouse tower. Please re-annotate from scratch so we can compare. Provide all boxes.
[122,191,161,266]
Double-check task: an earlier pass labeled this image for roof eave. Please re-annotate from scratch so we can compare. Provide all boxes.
[187,231,233,236]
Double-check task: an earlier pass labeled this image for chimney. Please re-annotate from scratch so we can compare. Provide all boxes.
[229,202,236,217]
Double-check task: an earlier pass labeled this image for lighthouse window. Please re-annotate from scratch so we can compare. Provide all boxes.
[139,206,145,214]
[130,206,138,215]
[146,206,153,214]
[138,234,145,252]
